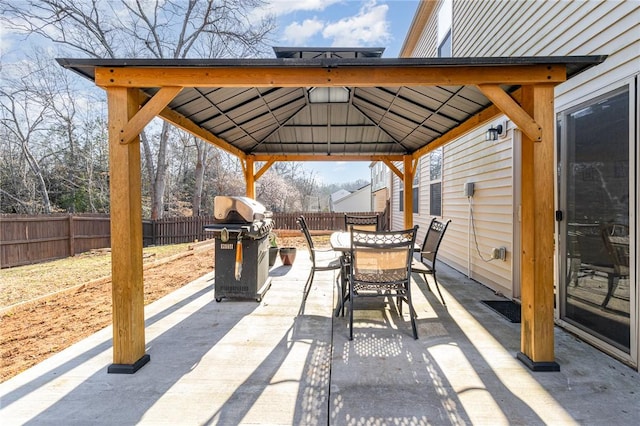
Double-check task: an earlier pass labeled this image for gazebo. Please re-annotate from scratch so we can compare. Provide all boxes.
[57,48,605,374]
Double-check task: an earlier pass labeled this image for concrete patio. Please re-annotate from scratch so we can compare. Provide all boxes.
[1,253,639,425]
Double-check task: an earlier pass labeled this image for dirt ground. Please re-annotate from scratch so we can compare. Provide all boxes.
[1,235,311,383]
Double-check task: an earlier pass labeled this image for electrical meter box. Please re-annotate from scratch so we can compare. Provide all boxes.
[464,182,475,197]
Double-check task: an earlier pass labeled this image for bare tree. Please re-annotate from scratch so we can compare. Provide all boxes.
[192,139,211,216]
[0,59,55,213]
[256,170,302,213]
[1,0,275,218]
[208,150,245,197]
[295,169,321,210]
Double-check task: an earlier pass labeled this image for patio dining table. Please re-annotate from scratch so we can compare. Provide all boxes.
[329,231,351,253]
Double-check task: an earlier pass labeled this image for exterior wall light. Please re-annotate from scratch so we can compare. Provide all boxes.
[486,124,504,141]
[308,87,350,103]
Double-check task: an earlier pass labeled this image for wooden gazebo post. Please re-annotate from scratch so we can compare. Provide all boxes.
[517,84,559,370]
[477,82,560,370]
[106,87,150,373]
[245,156,256,199]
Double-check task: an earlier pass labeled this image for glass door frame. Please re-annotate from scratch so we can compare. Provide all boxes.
[555,78,637,368]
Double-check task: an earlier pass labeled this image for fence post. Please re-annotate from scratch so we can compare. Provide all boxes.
[152,220,157,246]
[68,214,75,257]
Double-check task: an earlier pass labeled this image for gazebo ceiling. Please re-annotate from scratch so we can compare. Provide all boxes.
[57,48,605,158]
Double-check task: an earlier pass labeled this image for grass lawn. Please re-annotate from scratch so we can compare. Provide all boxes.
[0,243,200,309]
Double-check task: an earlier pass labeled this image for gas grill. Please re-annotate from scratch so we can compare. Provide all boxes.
[205,196,273,302]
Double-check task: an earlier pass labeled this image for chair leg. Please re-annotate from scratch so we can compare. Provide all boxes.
[349,285,354,340]
[432,273,446,307]
[341,260,350,317]
[303,268,315,303]
[601,274,619,308]
[422,273,432,292]
[397,295,403,316]
[410,314,418,339]
[334,271,346,317]
[405,287,418,339]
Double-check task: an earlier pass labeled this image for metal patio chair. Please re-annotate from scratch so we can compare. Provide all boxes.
[599,222,630,308]
[348,226,419,340]
[411,217,451,306]
[297,216,343,302]
[344,214,379,232]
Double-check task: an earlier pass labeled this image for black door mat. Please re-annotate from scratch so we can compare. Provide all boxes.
[481,300,521,323]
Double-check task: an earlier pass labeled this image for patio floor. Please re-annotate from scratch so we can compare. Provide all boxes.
[1,253,639,425]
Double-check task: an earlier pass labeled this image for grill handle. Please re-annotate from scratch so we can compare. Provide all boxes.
[235,234,243,280]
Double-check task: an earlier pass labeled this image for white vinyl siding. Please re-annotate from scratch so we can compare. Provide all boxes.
[390,126,514,295]
[397,0,639,367]
[453,1,639,59]
[414,12,439,58]
[439,125,514,295]
[400,0,639,292]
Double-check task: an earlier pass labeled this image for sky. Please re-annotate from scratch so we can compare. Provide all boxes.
[265,0,420,184]
[0,0,420,186]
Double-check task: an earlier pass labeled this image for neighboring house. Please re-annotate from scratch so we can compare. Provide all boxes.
[370,161,390,212]
[331,184,372,213]
[329,189,351,212]
[397,0,639,370]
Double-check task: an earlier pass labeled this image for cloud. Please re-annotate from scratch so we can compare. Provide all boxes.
[322,1,390,47]
[282,18,325,45]
[254,0,342,19]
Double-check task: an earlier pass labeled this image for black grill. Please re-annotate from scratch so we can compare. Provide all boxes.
[205,196,273,302]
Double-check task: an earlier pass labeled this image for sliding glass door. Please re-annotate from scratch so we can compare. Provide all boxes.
[557,86,633,357]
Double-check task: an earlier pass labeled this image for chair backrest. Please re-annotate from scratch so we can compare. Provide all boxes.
[574,223,612,267]
[420,218,451,270]
[297,215,316,263]
[344,214,379,232]
[600,223,630,276]
[350,227,418,284]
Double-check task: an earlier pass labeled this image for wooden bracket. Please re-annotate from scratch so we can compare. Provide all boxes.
[477,84,542,142]
[382,158,403,180]
[255,159,276,180]
[119,86,182,144]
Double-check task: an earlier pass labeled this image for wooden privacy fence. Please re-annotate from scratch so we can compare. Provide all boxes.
[1,214,111,268]
[148,211,387,244]
[1,210,388,268]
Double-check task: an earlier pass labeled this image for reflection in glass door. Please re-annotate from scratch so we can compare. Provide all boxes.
[558,87,631,353]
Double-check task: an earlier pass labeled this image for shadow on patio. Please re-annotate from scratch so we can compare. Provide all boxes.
[1,255,639,425]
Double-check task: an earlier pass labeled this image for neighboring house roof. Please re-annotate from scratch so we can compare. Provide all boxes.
[332,184,372,213]
[330,189,351,203]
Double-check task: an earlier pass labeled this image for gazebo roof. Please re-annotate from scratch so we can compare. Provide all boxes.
[56,49,604,159]
[55,48,609,373]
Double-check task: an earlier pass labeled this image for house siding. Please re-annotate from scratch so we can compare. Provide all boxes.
[391,162,404,231]
[408,4,440,58]
[399,0,639,366]
[333,185,372,213]
[402,0,639,275]
[440,126,514,296]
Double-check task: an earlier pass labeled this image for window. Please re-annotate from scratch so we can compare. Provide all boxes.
[438,29,452,58]
[437,0,452,57]
[429,148,443,216]
[398,189,419,213]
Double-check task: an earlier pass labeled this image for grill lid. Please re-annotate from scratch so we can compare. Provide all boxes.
[213,196,271,223]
